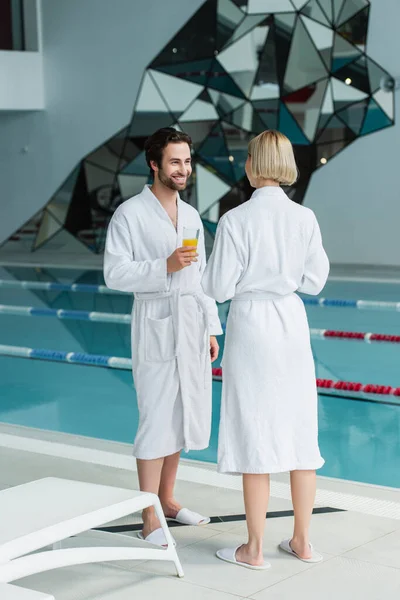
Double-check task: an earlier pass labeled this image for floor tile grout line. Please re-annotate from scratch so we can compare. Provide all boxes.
[248,551,400,599]
[133,562,248,599]
[338,529,400,570]
[144,569,247,599]
[247,554,338,597]
[131,538,337,599]
[338,552,400,573]
[339,554,400,572]
[270,481,400,520]
[174,524,400,566]
[337,528,400,557]
[177,530,224,550]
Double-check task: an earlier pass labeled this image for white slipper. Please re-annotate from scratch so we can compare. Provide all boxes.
[279,539,323,563]
[216,546,271,571]
[137,527,176,547]
[168,508,210,526]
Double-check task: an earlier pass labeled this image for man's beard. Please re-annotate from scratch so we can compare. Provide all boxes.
[158,168,188,191]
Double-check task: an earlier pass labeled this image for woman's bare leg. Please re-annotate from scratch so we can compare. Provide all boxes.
[289,469,316,559]
[235,473,270,566]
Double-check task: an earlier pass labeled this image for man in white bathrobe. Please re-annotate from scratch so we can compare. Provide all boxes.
[104,128,222,545]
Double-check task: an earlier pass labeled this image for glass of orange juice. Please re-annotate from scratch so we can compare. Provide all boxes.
[182,227,199,248]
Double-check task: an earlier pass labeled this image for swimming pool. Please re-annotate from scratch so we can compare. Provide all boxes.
[0,265,399,488]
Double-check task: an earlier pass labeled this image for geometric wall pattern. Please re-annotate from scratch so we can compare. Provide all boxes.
[6,0,394,253]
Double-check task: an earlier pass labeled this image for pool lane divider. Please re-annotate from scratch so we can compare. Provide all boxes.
[0,279,126,294]
[311,329,400,343]
[0,344,131,369]
[302,297,400,310]
[1,279,400,312]
[1,303,400,344]
[212,369,400,398]
[0,304,131,324]
[0,344,400,400]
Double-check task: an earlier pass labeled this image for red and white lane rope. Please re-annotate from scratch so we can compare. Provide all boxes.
[310,329,400,343]
[1,303,400,345]
[315,378,399,396]
[0,344,397,400]
[211,368,400,397]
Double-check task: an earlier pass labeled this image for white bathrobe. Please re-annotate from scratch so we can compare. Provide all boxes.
[202,186,329,475]
[104,185,222,459]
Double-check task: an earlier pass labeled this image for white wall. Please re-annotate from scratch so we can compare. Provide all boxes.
[1,0,399,266]
[0,0,203,245]
[0,51,44,110]
[304,0,400,266]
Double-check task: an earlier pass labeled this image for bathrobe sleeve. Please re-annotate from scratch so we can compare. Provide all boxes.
[197,221,223,336]
[103,216,168,293]
[298,213,330,295]
[202,215,244,304]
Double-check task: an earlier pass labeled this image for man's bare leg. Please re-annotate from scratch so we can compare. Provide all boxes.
[137,457,164,537]
[158,451,182,517]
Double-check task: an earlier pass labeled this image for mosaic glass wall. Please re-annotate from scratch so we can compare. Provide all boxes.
[6,0,394,253]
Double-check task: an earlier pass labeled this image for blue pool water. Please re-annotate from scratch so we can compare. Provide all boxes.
[0,265,399,488]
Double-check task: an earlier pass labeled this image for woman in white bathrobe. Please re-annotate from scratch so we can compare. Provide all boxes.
[202,130,329,570]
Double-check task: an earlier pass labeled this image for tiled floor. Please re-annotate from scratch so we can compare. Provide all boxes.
[0,447,399,599]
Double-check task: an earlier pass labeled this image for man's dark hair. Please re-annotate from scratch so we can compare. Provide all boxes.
[144,127,192,173]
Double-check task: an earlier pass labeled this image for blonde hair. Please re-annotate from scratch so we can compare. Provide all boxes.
[247,130,298,185]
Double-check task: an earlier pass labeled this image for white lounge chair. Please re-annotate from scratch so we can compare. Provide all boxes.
[0,477,183,590]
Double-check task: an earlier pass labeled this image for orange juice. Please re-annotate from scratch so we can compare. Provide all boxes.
[183,238,198,248]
